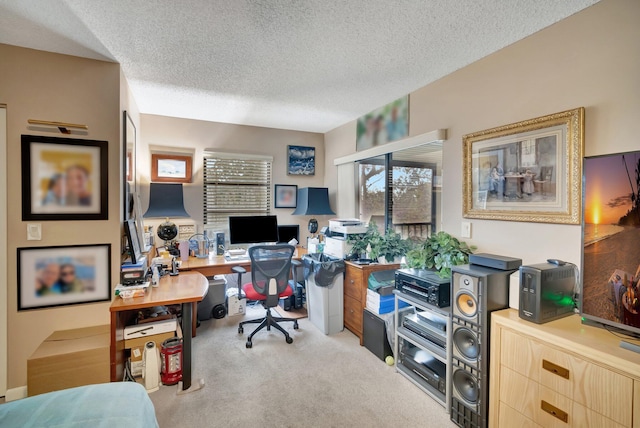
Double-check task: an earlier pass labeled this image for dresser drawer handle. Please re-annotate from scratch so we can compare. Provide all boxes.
[542,359,569,379]
[541,400,568,423]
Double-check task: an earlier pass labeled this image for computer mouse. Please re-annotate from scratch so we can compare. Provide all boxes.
[547,259,566,266]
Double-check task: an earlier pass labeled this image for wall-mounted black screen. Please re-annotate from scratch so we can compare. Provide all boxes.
[229,215,279,245]
[277,224,300,243]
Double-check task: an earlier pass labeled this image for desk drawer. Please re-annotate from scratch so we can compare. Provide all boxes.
[344,270,362,301]
[344,294,362,335]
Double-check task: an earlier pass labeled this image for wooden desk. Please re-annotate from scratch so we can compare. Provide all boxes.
[179,247,307,277]
[109,271,208,391]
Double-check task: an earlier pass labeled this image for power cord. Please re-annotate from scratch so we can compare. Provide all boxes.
[123,358,136,382]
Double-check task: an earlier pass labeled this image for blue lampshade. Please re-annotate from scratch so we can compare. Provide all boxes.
[292,187,335,216]
[143,183,190,218]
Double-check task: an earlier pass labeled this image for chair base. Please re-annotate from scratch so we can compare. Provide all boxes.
[238,306,298,348]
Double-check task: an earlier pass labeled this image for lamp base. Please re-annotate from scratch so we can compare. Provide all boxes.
[308,218,318,234]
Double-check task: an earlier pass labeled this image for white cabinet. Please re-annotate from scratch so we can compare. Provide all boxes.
[394,290,451,409]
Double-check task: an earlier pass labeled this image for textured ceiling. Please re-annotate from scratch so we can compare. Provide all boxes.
[0,0,599,133]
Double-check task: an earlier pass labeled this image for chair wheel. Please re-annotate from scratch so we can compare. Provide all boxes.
[293,321,299,330]
[286,336,293,344]
[246,341,252,348]
[238,326,243,334]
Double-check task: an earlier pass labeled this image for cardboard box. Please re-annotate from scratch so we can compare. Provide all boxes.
[27,325,110,397]
[125,331,175,362]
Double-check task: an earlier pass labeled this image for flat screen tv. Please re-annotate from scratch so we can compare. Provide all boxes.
[229,215,279,245]
[580,149,640,338]
[124,218,143,264]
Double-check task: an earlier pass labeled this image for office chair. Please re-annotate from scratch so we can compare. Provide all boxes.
[232,244,299,348]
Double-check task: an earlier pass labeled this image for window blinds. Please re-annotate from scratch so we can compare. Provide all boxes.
[203,153,272,236]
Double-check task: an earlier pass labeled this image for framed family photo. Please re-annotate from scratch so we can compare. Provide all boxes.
[21,135,108,221]
[287,145,315,175]
[462,108,584,224]
[17,244,111,311]
[151,153,193,183]
[274,184,297,208]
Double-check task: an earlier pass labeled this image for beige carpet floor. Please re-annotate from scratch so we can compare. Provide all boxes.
[149,306,456,427]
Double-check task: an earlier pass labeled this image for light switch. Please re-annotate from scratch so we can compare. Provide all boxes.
[27,223,42,240]
[461,222,471,239]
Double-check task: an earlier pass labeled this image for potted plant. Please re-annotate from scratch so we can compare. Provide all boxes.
[404,231,476,278]
[346,222,381,259]
[374,228,412,264]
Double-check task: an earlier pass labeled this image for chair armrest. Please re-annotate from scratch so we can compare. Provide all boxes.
[231,266,246,275]
[291,259,302,267]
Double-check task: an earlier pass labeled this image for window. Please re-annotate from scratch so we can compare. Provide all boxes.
[203,153,272,241]
[358,154,436,239]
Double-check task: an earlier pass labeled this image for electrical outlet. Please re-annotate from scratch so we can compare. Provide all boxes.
[461,222,471,239]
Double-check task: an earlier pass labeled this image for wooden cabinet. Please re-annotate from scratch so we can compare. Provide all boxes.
[343,262,399,345]
[490,309,640,428]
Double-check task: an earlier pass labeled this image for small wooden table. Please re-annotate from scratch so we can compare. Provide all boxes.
[109,271,208,391]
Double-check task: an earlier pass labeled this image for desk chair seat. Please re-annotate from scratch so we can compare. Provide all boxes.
[231,244,299,348]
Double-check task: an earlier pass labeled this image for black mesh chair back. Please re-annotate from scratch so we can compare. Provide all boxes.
[249,244,295,308]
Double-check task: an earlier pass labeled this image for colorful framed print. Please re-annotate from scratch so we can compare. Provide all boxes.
[17,244,112,311]
[22,135,108,221]
[151,153,193,183]
[274,184,298,208]
[463,108,584,224]
[288,145,315,176]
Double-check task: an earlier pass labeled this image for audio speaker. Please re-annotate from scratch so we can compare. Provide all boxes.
[450,264,514,428]
[216,232,225,255]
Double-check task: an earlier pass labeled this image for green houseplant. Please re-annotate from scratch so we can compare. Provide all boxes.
[374,228,412,263]
[347,221,413,263]
[404,231,476,278]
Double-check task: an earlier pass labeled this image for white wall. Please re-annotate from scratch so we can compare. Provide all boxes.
[325,0,640,268]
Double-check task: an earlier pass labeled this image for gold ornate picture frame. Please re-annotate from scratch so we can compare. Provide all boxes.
[463,108,584,224]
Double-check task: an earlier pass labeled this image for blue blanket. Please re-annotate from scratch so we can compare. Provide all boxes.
[0,382,158,427]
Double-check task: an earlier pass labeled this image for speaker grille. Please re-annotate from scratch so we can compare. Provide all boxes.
[451,397,480,428]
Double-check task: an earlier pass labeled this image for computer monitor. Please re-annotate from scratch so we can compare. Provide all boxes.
[124,218,143,264]
[277,224,300,244]
[228,215,279,245]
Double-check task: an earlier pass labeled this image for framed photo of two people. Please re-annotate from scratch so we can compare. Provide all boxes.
[22,135,108,221]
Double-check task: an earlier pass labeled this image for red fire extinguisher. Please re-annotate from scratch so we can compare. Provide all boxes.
[160,337,183,385]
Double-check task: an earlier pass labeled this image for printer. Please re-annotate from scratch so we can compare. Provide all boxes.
[323,219,368,258]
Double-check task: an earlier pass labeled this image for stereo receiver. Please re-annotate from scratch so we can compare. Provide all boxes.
[395,268,450,307]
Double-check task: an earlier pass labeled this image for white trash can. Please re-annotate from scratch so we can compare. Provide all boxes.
[303,254,345,335]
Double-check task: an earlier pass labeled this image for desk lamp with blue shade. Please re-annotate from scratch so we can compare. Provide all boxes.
[143,183,190,256]
[291,187,335,236]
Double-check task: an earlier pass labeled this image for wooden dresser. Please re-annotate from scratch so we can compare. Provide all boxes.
[344,262,400,345]
[489,309,640,428]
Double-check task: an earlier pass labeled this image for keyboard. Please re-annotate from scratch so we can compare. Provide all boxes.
[227,249,246,256]
[225,254,249,261]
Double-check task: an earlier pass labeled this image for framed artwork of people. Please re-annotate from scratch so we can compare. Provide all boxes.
[21,135,108,221]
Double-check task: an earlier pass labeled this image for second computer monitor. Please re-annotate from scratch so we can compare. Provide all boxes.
[277,224,300,244]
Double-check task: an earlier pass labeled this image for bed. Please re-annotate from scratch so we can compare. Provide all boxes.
[0,382,159,427]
